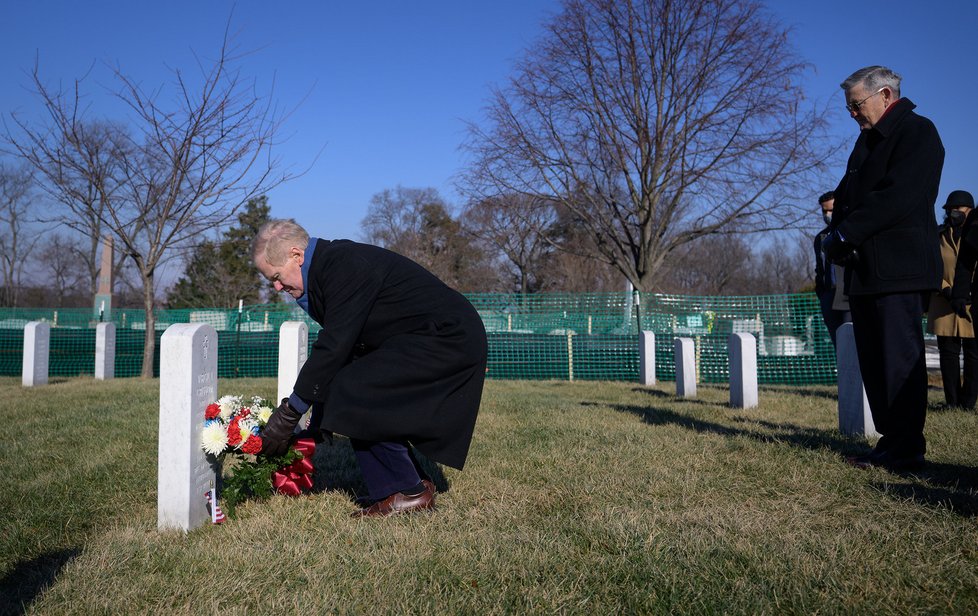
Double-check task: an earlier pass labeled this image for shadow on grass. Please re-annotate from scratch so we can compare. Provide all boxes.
[308,437,450,504]
[0,547,80,616]
[609,402,856,453]
[608,402,978,517]
[629,388,726,408]
[871,471,978,516]
[757,384,840,401]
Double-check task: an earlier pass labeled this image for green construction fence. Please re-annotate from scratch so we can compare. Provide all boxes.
[0,292,845,384]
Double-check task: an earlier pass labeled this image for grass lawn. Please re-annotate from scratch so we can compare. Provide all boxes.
[2,376,977,614]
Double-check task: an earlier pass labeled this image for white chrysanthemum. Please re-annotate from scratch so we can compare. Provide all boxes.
[239,417,260,437]
[201,422,228,455]
[255,405,273,425]
[217,395,242,421]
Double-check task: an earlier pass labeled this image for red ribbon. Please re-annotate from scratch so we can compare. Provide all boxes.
[271,438,316,496]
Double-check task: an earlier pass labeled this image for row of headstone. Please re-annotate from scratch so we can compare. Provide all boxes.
[639,331,756,408]
[22,321,116,386]
[639,327,875,437]
[21,319,302,391]
[23,316,865,533]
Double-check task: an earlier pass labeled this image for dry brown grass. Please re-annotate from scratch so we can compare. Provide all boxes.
[2,377,977,614]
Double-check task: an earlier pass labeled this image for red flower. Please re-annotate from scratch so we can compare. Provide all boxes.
[227,417,243,447]
[205,403,221,420]
[242,435,262,455]
[239,407,251,418]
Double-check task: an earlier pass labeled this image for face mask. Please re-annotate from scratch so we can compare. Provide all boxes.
[949,210,966,226]
[822,212,832,225]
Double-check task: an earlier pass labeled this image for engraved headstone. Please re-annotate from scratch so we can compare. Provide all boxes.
[729,333,758,409]
[22,321,50,387]
[640,330,656,386]
[158,323,218,532]
[836,323,879,438]
[95,322,115,380]
[675,337,696,398]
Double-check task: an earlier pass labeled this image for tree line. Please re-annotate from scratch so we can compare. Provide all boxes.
[0,0,834,378]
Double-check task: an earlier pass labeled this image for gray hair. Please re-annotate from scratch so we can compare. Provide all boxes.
[252,218,310,265]
[840,66,902,98]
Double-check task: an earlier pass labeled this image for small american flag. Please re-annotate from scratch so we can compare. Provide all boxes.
[205,488,226,524]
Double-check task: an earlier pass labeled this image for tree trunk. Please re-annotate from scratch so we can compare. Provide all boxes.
[140,270,156,378]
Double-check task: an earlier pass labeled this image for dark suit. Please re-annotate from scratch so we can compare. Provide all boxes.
[294,239,487,471]
[813,228,851,346]
[831,97,944,458]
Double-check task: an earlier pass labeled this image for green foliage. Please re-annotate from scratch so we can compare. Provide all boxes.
[215,448,302,517]
[167,196,272,308]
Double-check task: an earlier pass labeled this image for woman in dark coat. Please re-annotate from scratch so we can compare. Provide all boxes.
[252,219,487,517]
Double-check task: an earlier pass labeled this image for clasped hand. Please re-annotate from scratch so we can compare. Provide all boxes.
[821,231,859,266]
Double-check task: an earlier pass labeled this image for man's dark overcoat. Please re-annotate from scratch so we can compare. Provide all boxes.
[292,239,487,470]
[831,97,944,295]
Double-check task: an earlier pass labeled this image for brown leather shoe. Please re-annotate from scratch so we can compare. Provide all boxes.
[353,480,436,508]
[351,480,436,518]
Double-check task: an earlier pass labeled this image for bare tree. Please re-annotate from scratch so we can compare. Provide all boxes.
[460,193,556,294]
[657,234,754,294]
[464,0,838,292]
[362,186,500,291]
[8,117,128,298]
[38,232,91,307]
[0,163,39,306]
[8,30,290,375]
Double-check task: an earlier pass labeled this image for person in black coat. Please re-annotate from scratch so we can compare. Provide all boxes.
[813,190,851,347]
[252,219,488,517]
[822,65,944,472]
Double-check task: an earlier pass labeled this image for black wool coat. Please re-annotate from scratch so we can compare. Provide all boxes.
[832,98,944,296]
[293,239,487,470]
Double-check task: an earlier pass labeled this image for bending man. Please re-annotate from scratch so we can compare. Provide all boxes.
[253,219,488,517]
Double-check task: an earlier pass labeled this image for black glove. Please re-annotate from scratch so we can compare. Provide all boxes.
[259,398,303,456]
[940,287,953,301]
[821,231,859,266]
[951,298,971,321]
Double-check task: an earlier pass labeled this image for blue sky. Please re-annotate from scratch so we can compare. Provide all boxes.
[3,0,976,245]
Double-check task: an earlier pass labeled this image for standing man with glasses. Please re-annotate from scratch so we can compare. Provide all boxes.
[821,66,944,472]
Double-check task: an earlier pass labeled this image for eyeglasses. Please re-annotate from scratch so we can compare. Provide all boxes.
[845,87,885,113]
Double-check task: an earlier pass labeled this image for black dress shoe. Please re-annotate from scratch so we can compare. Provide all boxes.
[845,446,888,469]
[847,450,925,472]
[878,452,926,472]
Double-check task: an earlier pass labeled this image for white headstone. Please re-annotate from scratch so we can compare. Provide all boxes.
[95,322,115,380]
[278,321,311,429]
[158,323,218,532]
[836,323,879,438]
[22,321,50,387]
[277,321,309,403]
[729,333,758,409]
[674,337,696,398]
[639,330,656,386]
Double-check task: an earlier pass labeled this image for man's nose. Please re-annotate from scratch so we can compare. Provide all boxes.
[274,281,283,291]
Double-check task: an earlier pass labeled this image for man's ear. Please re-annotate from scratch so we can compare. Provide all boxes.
[291,246,304,265]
